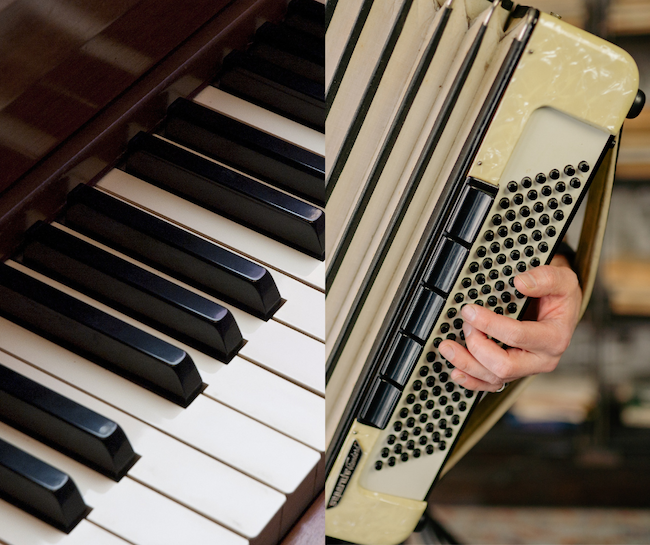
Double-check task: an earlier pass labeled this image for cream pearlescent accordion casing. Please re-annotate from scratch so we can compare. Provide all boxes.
[325,2,641,544]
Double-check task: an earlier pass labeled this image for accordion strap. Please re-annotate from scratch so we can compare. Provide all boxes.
[439,133,621,478]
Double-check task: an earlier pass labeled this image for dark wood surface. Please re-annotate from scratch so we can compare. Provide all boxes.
[281,490,325,545]
[0,0,289,262]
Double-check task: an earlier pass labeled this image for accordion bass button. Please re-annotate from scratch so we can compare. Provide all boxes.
[402,286,445,343]
[379,334,423,388]
[358,378,402,429]
[423,238,468,294]
[446,183,494,244]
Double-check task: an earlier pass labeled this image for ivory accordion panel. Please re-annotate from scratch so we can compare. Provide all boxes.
[324,2,643,544]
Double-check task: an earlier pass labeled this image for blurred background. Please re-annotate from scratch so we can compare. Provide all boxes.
[423,1,650,543]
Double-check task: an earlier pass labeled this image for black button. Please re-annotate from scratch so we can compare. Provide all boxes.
[562,194,572,205]
[527,190,538,200]
[555,182,566,193]
[570,178,581,189]
[524,246,534,257]
[532,230,542,241]
[564,165,575,176]
[540,214,550,225]
[507,181,518,192]
[489,269,499,279]
[498,226,508,237]
[533,202,544,213]
[424,238,469,294]
[578,161,589,172]
[535,173,546,184]
[513,194,524,205]
[504,238,514,249]
[525,218,535,229]
[548,198,558,210]
[546,226,556,237]
[520,206,530,218]
[380,334,424,388]
[499,198,510,209]
[446,184,494,243]
[522,177,532,188]
[475,274,486,285]
[484,230,495,241]
[549,169,560,180]
[505,210,516,221]
[358,378,402,429]
[512,222,522,233]
[554,210,564,221]
[541,185,552,196]
[402,287,445,342]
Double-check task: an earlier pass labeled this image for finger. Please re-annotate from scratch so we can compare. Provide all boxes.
[438,339,501,386]
[514,264,579,299]
[450,368,505,392]
[460,303,566,354]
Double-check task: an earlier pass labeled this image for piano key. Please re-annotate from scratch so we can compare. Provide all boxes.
[204,358,324,452]
[0,508,130,545]
[96,169,325,291]
[124,132,325,259]
[194,86,324,156]
[0,353,286,544]
[0,317,321,504]
[0,437,87,534]
[65,183,282,320]
[217,50,325,132]
[0,423,248,545]
[250,39,322,90]
[255,22,324,67]
[23,222,244,361]
[0,364,136,481]
[28,225,325,395]
[286,0,325,38]
[0,263,202,408]
[165,98,325,205]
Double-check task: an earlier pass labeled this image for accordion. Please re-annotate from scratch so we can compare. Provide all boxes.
[324,1,643,543]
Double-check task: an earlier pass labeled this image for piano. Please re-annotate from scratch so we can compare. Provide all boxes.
[0,1,325,544]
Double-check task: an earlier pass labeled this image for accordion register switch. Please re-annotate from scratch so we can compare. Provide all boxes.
[325,4,643,545]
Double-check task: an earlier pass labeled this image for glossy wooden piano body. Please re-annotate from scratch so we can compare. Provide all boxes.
[0,0,325,543]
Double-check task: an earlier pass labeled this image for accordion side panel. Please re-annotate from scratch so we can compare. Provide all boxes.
[324,420,426,545]
[325,0,366,90]
[469,13,639,185]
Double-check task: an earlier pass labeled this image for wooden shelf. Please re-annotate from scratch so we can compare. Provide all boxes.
[602,258,650,315]
[618,107,650,180]
[607,0,650,35]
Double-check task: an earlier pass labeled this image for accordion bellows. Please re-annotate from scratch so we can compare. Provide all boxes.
[325,1,641,543]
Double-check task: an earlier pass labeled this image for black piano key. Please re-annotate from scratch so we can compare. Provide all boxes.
[423,238,469,295]
[379,334,423,389]
[166,99,325,205]
[0,364,137,481]
[125,133,325,260]
[446,183,494,244]
[65,184,282,321]
[255,22,324,67]
[402,286,445,343]
[249,40,324,84]
[0,438,88,533]
[217,50,326,132]
[286,0,325,40]
[0,264,203,407]
[23,222,244,361]
[358,378,401,430]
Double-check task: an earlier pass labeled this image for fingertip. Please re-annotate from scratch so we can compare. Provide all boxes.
[460,304,478,322]
[439,341,455,362]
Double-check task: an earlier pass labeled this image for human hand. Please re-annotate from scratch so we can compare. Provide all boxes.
[437,254,582,391]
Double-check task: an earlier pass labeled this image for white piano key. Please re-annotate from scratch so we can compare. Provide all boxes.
[0,505,129,545]
[194,86,324,157]
[90,479,248,545]
[0,318,320,506]
[272,272,324,342]
[204,358,325,452]
[96,169,325,291]
[0,352,285,544]
[7,259,324,396]
[0,424,247,545]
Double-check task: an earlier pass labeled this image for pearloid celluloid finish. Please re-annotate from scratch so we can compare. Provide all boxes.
[470,12,639,185]
[324,420,426,545]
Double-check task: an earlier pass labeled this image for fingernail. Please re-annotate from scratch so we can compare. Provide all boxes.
[463,322,473,336]
[518,272,537,289]
[453,371,467,385]
[439,344,454,361]
[461,305,476,321]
